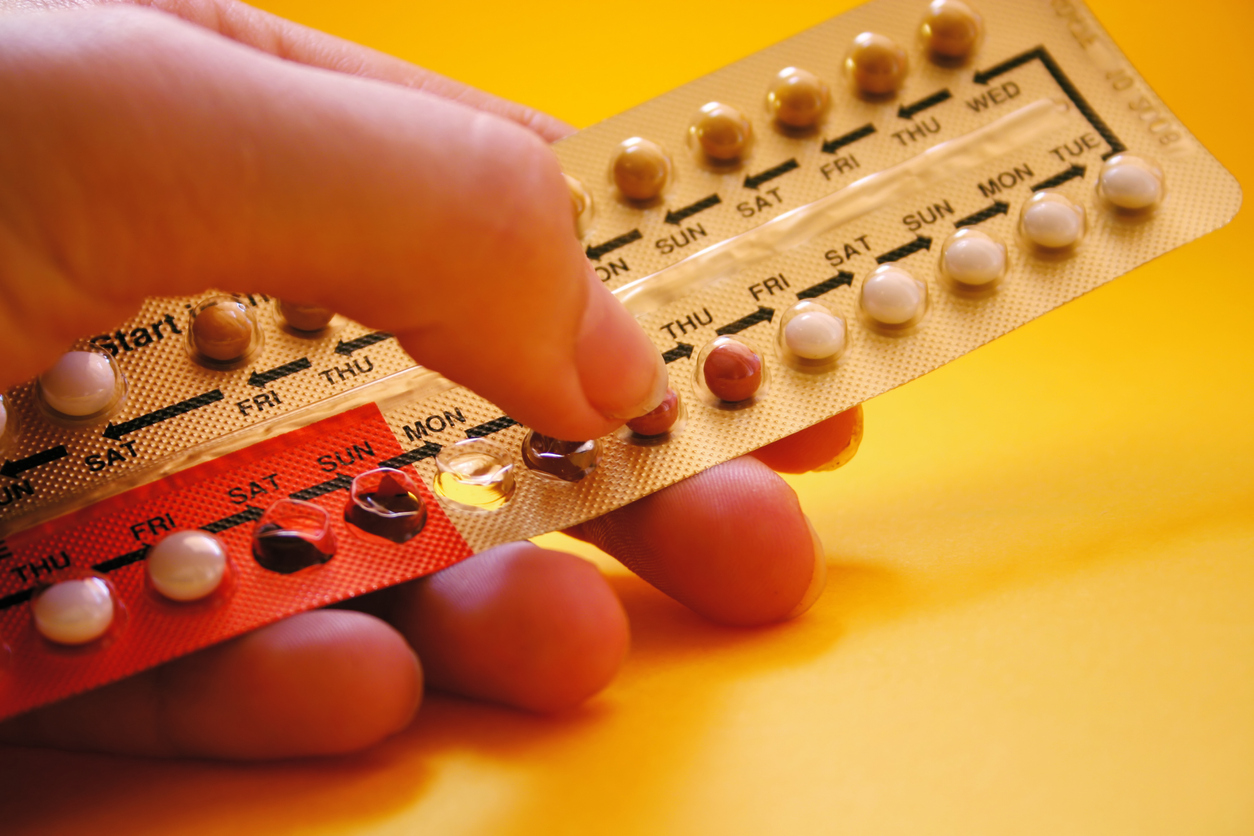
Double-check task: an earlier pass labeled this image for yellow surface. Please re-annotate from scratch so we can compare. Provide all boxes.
[2,0,1252,833]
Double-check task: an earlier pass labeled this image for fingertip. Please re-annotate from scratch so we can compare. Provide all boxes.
[390,542,629,713]
[751,406,863,473]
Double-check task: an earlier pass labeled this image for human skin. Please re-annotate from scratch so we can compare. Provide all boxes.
[0,0,861,759]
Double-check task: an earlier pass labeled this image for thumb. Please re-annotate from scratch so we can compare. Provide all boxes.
[0,6,666,440]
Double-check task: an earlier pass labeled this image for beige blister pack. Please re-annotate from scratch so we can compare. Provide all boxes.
[0,0,1240,720]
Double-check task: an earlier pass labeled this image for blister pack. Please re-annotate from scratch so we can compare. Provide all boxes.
[0,0,1239,721]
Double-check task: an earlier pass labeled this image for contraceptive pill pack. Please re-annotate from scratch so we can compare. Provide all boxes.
[0,0,1240,721]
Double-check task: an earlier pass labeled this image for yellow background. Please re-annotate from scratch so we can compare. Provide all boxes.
[2,0,1251,833]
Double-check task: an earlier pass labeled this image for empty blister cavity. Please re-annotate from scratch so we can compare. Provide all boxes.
[564,173,596,237]
[32,577,117,646]
[147,530,230,602]
[435,439,516,510]
[522,432,601,483]
[860,263,929,332]
[1097,154,1165,212]
[1020,191,1086,251]
[939,228,1007,292]
[37,349,126,422]
[277,299,336,334]
[921,0,983,64]
[690,102,754,164]
[188,296,263,368]
[845,32,909,97]
[778,302,847,370]
[695,336,768,408]
[767,67,830,130]
[345,468,428,543]
[612,138,672,202]
[252,499,336,574]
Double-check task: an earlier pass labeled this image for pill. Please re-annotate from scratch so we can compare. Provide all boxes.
[0,398,7,438]
[784,310,847,360]
[1020,192,1086,249]
[191,298,256,363]
[846,32,909,97]
[522,433,600,482]
[691,102,754,162]
[626,388,681,437]
[612,138,671,201]
[345,468,428,544]
[32,577,115,645]
[921,0,983,61]
[277,300,335,332]
[38,351,117,417]
[767,67,831,129]
[564,173,595,234]
[703,341,763,402]
[147,530,228,602]
[941,229,1006,286]
[861,264,927,326]
[1098,154,1165,210]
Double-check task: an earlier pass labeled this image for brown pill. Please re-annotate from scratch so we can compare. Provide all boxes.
[192,299,255,362]
[626,388,681,437]
[522,433,600,482]
[767,67,831,129]
[703,341,763,403]
[278,300,335,332]
[612,138,671,201]
[846,32,909,97]
[921,0,983,61]
[691,102,753,162]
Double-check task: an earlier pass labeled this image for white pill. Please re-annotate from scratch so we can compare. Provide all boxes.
[147,531,228,602]
[0,398,7,438]
[33,577,115,645]
[38,351,117,417]
[784,310,846,360]
[1099,155,1164,210]
[1020,192,1085,249]
[861,265,927,326]
[942,229,1006,286]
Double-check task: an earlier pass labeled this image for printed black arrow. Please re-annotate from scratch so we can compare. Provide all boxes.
[715,306,775,336]
[974,46,1125,159]
[104,390,224,440]
[743,159,799,190]
[380,442,442,470]
[0,588,33,612]
[200,506,264,535]
[875,236,933,264]
[93,546,151,574]
[954,201,1010,228]
[248,357,311,388]
[1031,164,1086,191]
[662,343,694,364]
[897,88,952,119]
[465,416,518,439]
[290,474,354,502]
[822,123,876,154]
[665,194,721,225]
[586,229,642,261]
[335,332,392,356]
[796,272,854,300]
[1,445,68,478]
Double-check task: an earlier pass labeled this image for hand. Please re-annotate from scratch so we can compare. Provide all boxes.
[0,0,861,758]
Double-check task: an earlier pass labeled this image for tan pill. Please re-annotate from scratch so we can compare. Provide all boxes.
[846,32,909,97]
[612,138,671,201]
[767,67,831,129]
[921,0,983,62]
[691,102,754,162]
[190,297,257,364]
[277,300,335,332]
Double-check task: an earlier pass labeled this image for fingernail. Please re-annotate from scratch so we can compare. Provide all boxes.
[575,272,668,422]
[786,514,828,619]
